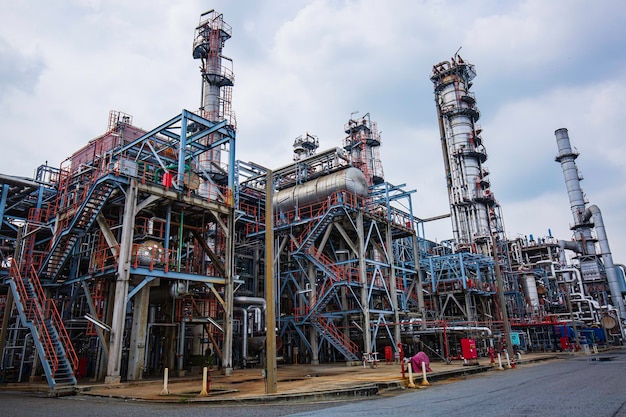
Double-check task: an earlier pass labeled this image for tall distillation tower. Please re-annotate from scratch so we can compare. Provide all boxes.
[554,128,626,320]
[193,10,235,197]
[430,55,503,255]
[343,113,384,186]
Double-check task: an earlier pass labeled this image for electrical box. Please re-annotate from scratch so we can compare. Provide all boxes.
[461,338,478,360]
[114,158,137,177]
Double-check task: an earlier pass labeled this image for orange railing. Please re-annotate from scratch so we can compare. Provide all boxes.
[9,263,59,374]
[314,315,359,356]
[175,297,219,322]
[26,264,78,372]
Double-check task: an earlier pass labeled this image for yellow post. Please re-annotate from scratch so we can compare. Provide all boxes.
[420,361,430,386]
[407,363,416,388]
[265,170,278,394]
[199,367,208,397]
[159,368,170,395]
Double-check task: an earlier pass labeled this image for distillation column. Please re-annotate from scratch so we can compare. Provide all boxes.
[193,10,235,197]
[554,128,626,320]
[343,113,384,186]
[430,55,500,254]
[554,128,595,255]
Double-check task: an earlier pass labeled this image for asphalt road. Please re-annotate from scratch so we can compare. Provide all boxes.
[2,351,625,417]
[291,351,626,417]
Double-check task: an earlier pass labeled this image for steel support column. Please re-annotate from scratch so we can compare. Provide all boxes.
[357,211,371,353]
[127,284,151,380]
[105,180,138,384]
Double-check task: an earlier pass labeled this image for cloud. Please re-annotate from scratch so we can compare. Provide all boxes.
[0,0,625,261]
[0,38,44,96]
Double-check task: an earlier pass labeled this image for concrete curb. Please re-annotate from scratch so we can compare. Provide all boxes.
[80,383,383,404]
[1,354,560,403]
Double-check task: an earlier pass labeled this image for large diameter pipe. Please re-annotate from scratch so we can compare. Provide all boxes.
[233,307,249,363]
[615,264,626,293]
[234,296,266,308]
[583,205,626,319]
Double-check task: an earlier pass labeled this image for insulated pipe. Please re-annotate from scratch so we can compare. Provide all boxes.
[233,307,249,363]
[248,306,263,333]
[233,297,266,364]
[555,267,584,293]
[583,205,626,319]
[0,174,42,189]
[559,240,582,255]
[615,264,626,293]
[399,321,493,337]
[233,296,267,309]
[442,326,492,336]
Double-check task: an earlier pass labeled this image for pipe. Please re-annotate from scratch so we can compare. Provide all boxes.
[615,264,626,293]
[248,305,263,333]
[177,210,184,271]
[555,267,584,293]
[409,325,492,362]
[234,307,249,363]
[583,205,626,319]
[233,297,267,365]
[559,240,582,255]
[438,326,493,336]
[233,296,266,308]
[143,323,179,371]
[0,173,42,189]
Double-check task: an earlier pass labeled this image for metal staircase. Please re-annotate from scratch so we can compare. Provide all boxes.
[39,177,116,281]
[299,279,341,324]
[298,249,346,321]
[311,315,360,362]
[7,263,78,392]
[298,247,361,361]
[292,209,338,255]
[288,195,362,362]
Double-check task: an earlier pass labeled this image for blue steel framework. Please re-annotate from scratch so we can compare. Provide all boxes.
[0,109,237,390]
[2,11,623,395]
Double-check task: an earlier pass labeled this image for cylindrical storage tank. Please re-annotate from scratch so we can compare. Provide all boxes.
[191,324,205,356]
[274,167,368,212]
[520,273,540,310]
[133,240,165,266]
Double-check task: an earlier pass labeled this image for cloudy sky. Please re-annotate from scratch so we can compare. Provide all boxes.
[1,0,625,260]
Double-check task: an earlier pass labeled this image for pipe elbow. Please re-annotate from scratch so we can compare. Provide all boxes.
[583,204,600,223]
[559,239,581,253]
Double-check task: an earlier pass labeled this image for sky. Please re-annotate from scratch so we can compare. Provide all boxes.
[1,0,625,262]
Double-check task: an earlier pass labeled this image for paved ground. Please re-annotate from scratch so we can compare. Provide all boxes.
[1,352,561,403]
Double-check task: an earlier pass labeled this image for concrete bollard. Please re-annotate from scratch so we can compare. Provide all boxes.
[407,363,417,388]
[160,368,170,395]
[497,353,504,371]
[593,344,598,354]
[420,361,430,387]
[504,351,512,369]
[199,367,209,397]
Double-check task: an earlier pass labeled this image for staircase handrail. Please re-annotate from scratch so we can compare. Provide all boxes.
[315,315,359,356]
[9,263,59,374]
[39,174,118,279]
[29,264,79,371]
